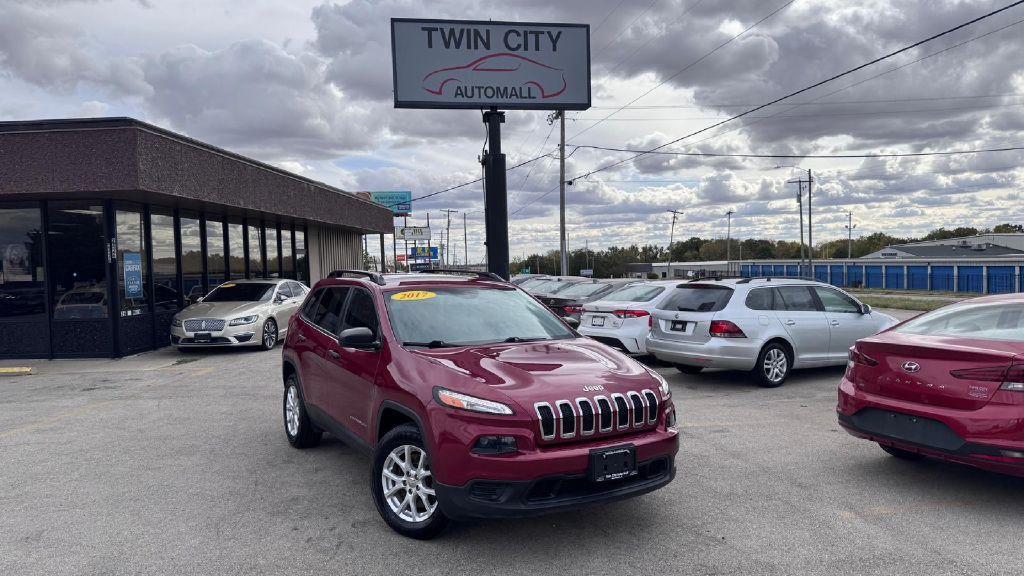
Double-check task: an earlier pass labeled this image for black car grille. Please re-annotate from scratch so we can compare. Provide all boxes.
[534,390,661,442]
[183,318,226,332]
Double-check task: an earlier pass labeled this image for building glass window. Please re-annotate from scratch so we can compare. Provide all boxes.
[180,212,203,304]
[206,216,225,289]
[282,224,294,279]
[266,224,280,278]
[295,227,308,284]
[151,208,179,312]
[227,218,245,280]
[248,221,264,278]
[115,205,148,316]
[0,204,46,318]
[48,202,108,320]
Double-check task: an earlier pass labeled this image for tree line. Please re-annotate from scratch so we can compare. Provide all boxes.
[510,223,1024,278]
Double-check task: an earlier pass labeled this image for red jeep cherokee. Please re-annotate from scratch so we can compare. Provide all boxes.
[281,270,679,539]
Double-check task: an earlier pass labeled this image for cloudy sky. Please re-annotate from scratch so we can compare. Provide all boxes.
[3,0,1023,263]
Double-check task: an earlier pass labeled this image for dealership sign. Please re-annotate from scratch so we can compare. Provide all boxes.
[356,191,412,216]
[409,246,439,260]
[391,19,591,110]
[396,226,432,241]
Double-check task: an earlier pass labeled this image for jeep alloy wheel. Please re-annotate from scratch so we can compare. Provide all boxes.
[381,445,437,523]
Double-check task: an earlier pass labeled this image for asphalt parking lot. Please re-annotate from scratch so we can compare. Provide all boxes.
[3,337,1023,575]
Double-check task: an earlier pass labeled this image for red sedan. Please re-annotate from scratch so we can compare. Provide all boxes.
[838,293,1024,478]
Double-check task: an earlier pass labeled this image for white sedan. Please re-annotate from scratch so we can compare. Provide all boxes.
[578,281,678,354]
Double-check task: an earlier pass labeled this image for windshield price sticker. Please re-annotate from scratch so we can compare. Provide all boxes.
[392,291,437,302]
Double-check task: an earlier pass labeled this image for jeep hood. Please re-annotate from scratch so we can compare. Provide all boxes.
[410,338,659,406]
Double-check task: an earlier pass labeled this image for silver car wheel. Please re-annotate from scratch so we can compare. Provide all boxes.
[263,320,277,348]
[763,348,788,383]
[285,385,300,437]
[381,444,437,523]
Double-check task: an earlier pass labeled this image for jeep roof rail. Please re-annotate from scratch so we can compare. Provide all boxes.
[328,269,387,285]
[416,268,506,282]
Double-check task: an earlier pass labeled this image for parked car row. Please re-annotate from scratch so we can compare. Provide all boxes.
[176,269,1024,538]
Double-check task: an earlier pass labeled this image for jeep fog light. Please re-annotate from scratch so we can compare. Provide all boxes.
[472,435,518,455]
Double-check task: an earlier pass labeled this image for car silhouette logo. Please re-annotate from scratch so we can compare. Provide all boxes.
[422,53,567,99]
[902,361,921,373]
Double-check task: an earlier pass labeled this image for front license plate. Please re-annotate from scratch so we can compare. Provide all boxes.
[194,332,212,343]
[670,320,688,331]
[590,444,637,483]
[592,316,605,327]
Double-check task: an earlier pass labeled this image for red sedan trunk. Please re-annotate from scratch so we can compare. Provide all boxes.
[838,295,1024,477]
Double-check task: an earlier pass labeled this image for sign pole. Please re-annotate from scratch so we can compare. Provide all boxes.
[403,215,409,272]
[392,219,398,274]
[482,107,509,280]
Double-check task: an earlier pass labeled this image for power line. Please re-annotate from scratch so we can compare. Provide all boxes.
[567,1,1024,183]
[596,0,661,56]
[604,0,706,77]
[675,15,1024,155]
[587,92,1024,109]
[568,0,798,144]
[569,143,1024,159]
[570,101,1024,122]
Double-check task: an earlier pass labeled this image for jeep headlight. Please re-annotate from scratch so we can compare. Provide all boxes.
[434,388,513,415]
[229,314,259,326]
[644,365,671,399]
[171,315,182,327]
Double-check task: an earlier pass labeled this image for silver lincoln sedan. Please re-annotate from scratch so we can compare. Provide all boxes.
[170,279,308,350]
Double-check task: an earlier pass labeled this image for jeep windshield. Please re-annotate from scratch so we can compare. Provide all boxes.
[385,286,575,348]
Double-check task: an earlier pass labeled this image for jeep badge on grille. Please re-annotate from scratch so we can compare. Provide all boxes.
[582,385,604,392]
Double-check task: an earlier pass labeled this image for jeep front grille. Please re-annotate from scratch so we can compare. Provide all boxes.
[534,390,659,442]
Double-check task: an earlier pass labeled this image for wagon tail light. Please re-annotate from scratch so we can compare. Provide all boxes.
[848,347,878,367]
[613,309,649,319]
[709,320,746,338]
[950,363,1024,392]
[563,305,583,315]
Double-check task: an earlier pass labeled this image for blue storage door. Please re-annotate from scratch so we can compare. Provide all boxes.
[885,266,905,289]
[750,264,761,276]
[786,264,799,277]
[931,266,954,291]
[741,264,750,278]
[830,265,846,286]
[907,266,928,290]
[959,266,983,293]
[865,266,883,288]
[848,265,864,287]
[987,266,1015,294]
[814,265,828,283]
[773,265,786,277]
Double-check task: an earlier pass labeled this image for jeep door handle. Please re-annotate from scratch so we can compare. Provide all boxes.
[327,349,340,359]
[830,320,840,326]
[785,320,796,326]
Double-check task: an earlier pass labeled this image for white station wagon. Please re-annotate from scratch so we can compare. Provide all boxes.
[645,278,898,387]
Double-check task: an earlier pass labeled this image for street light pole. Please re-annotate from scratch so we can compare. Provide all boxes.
[725,210,735,263]
[666,209,683,279]
[846,211,857,258]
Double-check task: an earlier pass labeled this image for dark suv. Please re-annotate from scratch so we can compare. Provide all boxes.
[281,270,679,539]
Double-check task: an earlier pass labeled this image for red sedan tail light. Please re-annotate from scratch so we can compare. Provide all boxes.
[951,363,1024,391]
[563,305,583,315]
[848,347,878,367]
[613,309,649,319]
[709,320,746,338]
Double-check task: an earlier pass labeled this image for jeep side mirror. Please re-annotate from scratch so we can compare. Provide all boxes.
[564,317,581,329]
[338,326,378,349]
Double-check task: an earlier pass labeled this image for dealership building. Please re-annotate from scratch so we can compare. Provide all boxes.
[0,118,393,359]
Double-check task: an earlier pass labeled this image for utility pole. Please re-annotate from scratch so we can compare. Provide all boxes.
[441,209,458,268]
[666,210,683,279]
[548,110,568,275]
[807,168,814,275]
[787,179,806,274]
[725,210,735,262]
[846,211,857,259]
[426,213,432,270]
[463,212,468,267]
